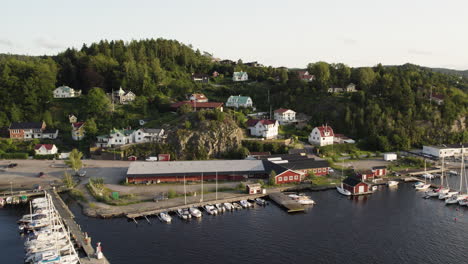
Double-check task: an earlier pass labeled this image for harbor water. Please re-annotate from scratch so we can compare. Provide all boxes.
[1,179,468,264]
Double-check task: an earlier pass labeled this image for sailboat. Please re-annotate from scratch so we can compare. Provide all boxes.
[447,149,468,204]
[426,156,449,196]
[415,159,431,191]
[336,158,351,196]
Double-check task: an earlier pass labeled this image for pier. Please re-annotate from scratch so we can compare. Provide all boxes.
[126,193,268,219]
[268,193,305,213]
[48,190,110,264]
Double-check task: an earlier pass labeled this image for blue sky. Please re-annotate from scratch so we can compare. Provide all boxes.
[2,0,468,69]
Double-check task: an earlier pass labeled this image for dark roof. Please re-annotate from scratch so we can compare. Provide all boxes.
[9,122,44,129]
[372,166,387,170]
[249,152,271,156]
[262,160,289,175]
[246,119,277,127]
[342,177,365,187]
[192,74,210,79]
[170,101,223,109]
[279,159,330,170]
[43,128,58,133]
[260,153,309,161]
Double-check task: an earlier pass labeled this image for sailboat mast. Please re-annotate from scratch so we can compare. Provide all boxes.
[201,172,204,202]
[216,171,218,201]
[184,174,187,205]
[460,149,464,192]
[441,156,444,187]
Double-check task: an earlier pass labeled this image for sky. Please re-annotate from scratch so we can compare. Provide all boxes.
[2,0,468,70]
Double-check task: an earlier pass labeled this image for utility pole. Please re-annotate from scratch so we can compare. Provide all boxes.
[10,181,13,195]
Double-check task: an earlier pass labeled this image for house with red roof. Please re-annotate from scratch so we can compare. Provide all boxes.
[34,144,58,155]
[247,119,279,139]
[308,125,334,146]
[170,101,224,112]
[430,93,444,105]
[274,108,296,125]
[188,93,208,103]
[297,71,315,82]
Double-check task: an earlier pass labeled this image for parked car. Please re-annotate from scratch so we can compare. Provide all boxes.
[8,163,18,168]
[146,156,158,161]
[38,172,46,178]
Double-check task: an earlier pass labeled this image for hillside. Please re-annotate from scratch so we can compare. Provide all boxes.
[0,38,467,153]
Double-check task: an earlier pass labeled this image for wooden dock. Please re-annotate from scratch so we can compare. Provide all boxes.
[126,193,267,219]
[268,193,305,213]
[49,190,110,264]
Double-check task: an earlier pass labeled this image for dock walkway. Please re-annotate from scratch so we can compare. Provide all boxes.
[49,190,110,264]
[269,193,305,213]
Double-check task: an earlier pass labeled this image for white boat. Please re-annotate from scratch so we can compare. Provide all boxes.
[24,250,60,263]
[415,184,431,191]
[255,198,266,205]
[239,200,250,208]
[425,188,441,197]
[422,173,434,179]
[288,194,300,199]
[215,203,225,213]
[446,194,468,204]
[26,242,72,255]
[448,170,458,176]
[204,205,218,215]
[6,196,12,204]
[297,196,315,205]
[372,186,378,191]
[439,191,458,199]
[60,253,79,264]
[387,181,399,187]
[189,207,202,218]
[232,202,243,210]
[158,212,172,223]
[336,185,351,196]
[459,198,468,206]
[176,209,189,220]
[223,202,233,211]
[414,182,424,188]
[0,198,5,207]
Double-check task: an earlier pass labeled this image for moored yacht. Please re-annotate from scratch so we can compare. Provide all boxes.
[387,181,399,187]
[158,212,172,223]
[189,207,202,218]
[223,202,233,211]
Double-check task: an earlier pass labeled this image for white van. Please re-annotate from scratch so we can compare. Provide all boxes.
[145,156,158,161]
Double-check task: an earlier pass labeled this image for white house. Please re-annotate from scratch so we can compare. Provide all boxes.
[274,108,296,125]
[34,144,58,155]
[188,93,208,103]
[133,128,165,143]
[113,87,136,104]
[232,71,248,82]
[53,86,81,98]
[226,95,253,108]
[328,83,357,93]
[71,122,85,141]
[96,128,135,148]
[246,119,279,139]
[308,125,334,146]
[422,144,467,158]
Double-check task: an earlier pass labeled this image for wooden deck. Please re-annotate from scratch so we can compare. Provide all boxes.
[268,193,305,213]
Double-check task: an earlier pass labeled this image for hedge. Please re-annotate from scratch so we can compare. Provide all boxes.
[0,153,29,159]
[33,154,58,160]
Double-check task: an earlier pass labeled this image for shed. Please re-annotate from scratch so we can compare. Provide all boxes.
[342,177,370,195]
[246,183,262,194]
[384,153,397,161]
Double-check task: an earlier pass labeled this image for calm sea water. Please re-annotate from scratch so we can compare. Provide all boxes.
[1,175,467,264]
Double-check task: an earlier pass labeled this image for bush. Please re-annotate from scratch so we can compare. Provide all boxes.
[168,189,177,198]
[34,154,57,160]
[0,152,28,159]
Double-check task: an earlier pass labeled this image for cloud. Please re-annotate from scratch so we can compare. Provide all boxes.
[0,38,14,47]
[35,37,64,50]
[408,49,433,56]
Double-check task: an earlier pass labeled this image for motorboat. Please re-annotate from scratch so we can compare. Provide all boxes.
[425,188,441,197]
[414,182,424,188]
[26,242,72,255]
[204,205,218,215]
[446,194,468,205]
[182,209,192,219]
[223,202,233,211]
[387,181,399,187]
[336,186,351,196]
[232,202,243,210]
[176,209,189,220]
[296,196,316,205]
[215,203,225,213]
[459,198,468,206]
[255,198,266,206]
[24,250,60,263]
[60,253,79,264]
[415,184,431,191]
[448,170,458,176]
[439,191,458,200]
[422,173,434,179]
[189,207,202,218]
[0,198,5,207]
[6,196,12,204]
[372,186,378,191]
[240,200,250,208]
[288,194,300,199]
[158,212,172,223]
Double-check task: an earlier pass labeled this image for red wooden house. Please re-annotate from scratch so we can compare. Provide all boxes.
[372,166,387,177]
[355,170,374,181]
[342,177,370,195]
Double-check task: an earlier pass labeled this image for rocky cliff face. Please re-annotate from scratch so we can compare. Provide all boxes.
[166,113,244,160]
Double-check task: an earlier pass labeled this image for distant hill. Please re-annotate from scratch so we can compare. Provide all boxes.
[428,67,468,79]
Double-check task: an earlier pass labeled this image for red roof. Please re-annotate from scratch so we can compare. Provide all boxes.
[297,71,314,80]
[190,93,207,100]
[170,101,223,109]
[72,122,84,128]
[317,126,334,137]
[34,144,55,150]
[274,108,291,113]
[431,93,444,100]
[246,119,277,127]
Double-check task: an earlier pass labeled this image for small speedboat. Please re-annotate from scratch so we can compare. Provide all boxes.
[223,202,234,211]
[422,173,434,179]
[240,200,250,208]
[445,194,468,204]
[215,203,225,213]
[0,198,5,207]
[372,186,378,191]
[182,208,192,219]
[232,202,243,210]
[414,182,424,188]
[336,186,351,196]
[176,209,189,220]
[387,181,399,187]
[158,212,172,223]
[189,207,202,218]
[204,205,218,215]
[297,196,315,205]
[24,250,60,263]
[415,184,431,191]
[255,198,266,205]
[459,198,468,206]
[448,170,458,176]
[425,188,441,197]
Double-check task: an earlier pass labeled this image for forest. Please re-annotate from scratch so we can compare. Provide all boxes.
[0,38,467,152]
